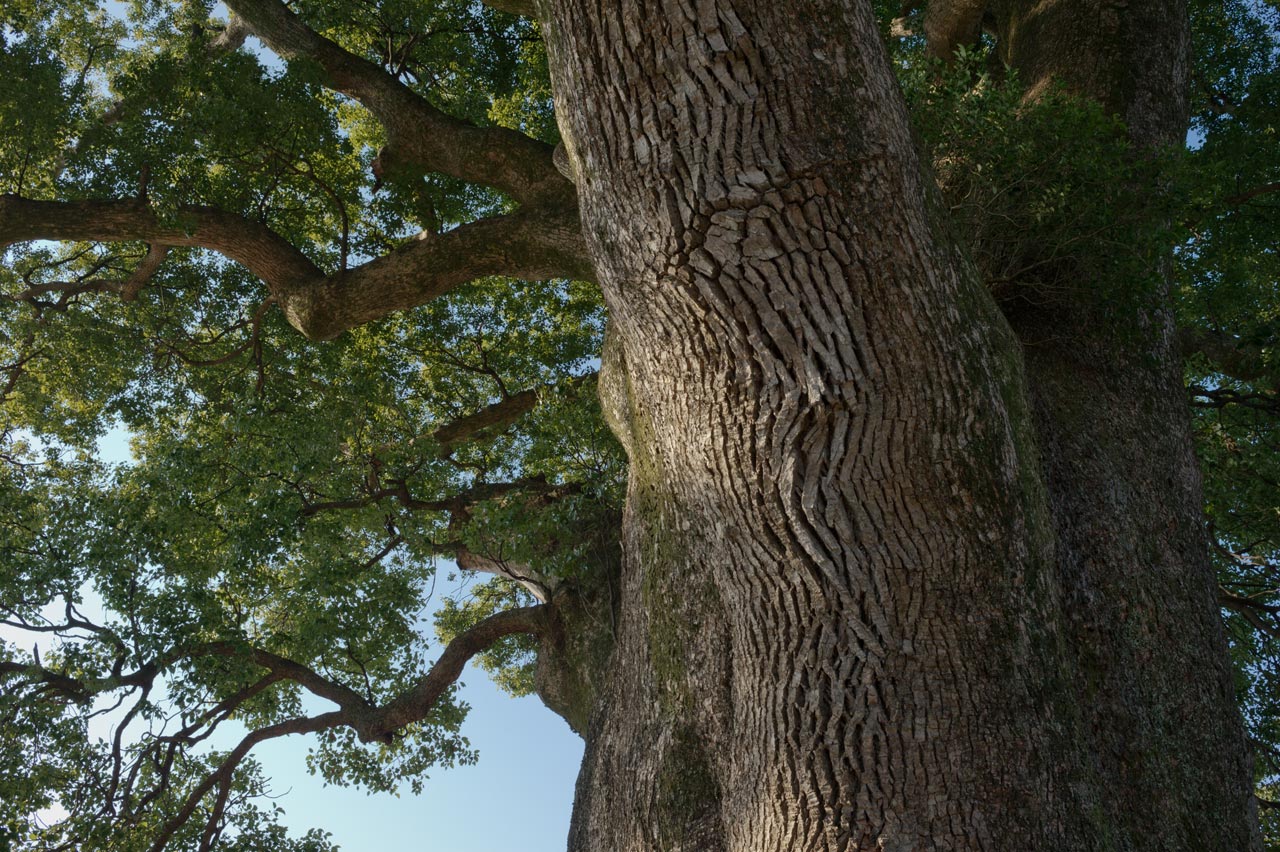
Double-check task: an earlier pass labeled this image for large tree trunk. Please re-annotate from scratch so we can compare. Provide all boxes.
[536,0,1257,848]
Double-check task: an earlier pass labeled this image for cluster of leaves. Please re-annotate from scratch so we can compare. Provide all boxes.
[902,50,1182,312]
[1179,0,1280,839]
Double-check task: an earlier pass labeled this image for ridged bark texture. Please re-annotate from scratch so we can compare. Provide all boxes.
[538,0,1258,848]
[541,1,1087,849]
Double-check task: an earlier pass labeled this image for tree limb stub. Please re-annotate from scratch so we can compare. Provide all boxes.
[222,0,568,205]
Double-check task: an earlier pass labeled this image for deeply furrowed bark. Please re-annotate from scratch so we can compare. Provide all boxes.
[540,0,1094,848]
[532,0,1258,848]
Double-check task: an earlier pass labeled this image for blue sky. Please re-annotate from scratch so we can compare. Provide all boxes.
[248,667,584,852]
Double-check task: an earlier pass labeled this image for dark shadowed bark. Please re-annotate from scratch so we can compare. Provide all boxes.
[987,0,1259,846]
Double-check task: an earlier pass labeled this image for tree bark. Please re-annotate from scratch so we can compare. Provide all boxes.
[536,0,1258,849]
[540,0,1092,848]
[985,0,1260,846]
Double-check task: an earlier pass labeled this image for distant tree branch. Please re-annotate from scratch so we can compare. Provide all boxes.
[300,474,573,516]
[1224,182,1280,208]
[148,605,549,852]
[5,603,549,852]
[1189,384,1280,415]
[1220,587,1280,641]
[222,0,567,204]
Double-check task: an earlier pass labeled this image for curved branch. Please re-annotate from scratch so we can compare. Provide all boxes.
[0,195,322,289]
[146,605,549,852]
[148,711,347,852]
[373,605,548,734]
[283,207,592,341]
[222,0,567,204]
[1,195,592,341]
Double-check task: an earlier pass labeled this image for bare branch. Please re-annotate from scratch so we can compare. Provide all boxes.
[147,711,347,852]
[456,544,555,602]
[222,0,567,204]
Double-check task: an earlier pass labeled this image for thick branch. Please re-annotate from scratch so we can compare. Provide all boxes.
[0,195,322,289]
[923,0,988,59]
[430,371,597,452]
[1179,326,1277,386]
[1,195,591,341]
[283,208,592,340]
[433,389,540,450]
[222,0,567,204]
[373,605,548,733]
[455,544,556,602]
